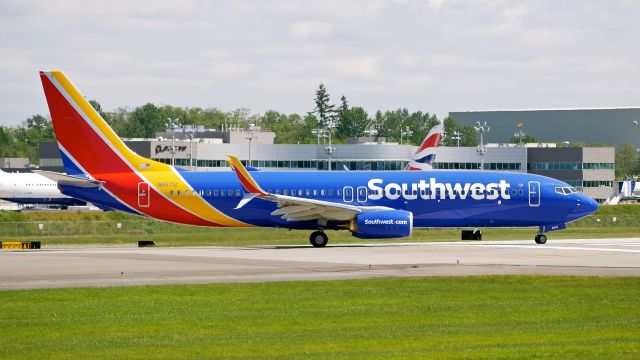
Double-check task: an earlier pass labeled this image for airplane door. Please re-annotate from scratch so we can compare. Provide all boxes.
[528,181,540,207]
[138,182,150,208]
[356,186,368,203]
[343,186,353,202]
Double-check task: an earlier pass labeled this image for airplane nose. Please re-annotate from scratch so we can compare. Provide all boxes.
[565,194,599,222]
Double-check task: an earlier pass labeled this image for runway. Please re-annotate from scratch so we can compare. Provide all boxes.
[1,238,639,290]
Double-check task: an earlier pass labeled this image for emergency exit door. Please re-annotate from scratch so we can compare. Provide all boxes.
[138,182,150,207]
[528,181,540,207]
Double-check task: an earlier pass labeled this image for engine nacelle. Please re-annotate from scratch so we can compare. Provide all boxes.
[351,210,413,239]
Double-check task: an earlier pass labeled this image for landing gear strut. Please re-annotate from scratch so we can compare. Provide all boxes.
[309,230,328,247]
[534,234,547,244]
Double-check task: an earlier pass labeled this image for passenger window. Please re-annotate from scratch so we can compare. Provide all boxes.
[337,190,342,196]
[170,190,174,196]
[305,189,310,196]
[275,189,281,195]
[320,189,326,196]
[214,190,219,196]
[313,189,318,196]
[221,190,226,196]
[206,190,211,196]
[329,189,334,196]
[283,190,289,195]
[518,189,523,196]
[185,190,190,196]
[511,189,517,196]
[235,190,241,196]
[298,190,303,196]
[177,190,182,196]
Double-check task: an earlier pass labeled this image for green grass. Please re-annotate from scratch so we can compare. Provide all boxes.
[0,276,638,359]
[0,204,638,246]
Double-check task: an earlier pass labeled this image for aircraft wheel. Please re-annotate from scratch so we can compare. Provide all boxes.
[310,231,328,247]
[535,234,547,244]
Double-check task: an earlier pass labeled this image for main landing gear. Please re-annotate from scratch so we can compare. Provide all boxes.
[309,230,328,247]
[534,234,547,244]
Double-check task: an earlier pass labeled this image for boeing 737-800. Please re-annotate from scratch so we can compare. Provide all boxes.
[37,71,598,246]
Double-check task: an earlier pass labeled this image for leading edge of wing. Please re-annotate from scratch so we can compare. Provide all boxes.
[226,156,392,221]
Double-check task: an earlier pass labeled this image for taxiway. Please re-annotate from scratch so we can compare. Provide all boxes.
[1,238,639,290]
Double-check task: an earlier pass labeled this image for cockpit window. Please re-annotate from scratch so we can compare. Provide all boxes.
[555,186,577,195]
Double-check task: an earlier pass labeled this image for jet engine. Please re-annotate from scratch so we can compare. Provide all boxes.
[351,210,413,239]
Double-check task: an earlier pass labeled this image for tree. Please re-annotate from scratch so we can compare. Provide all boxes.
[615,144,639,179]
[13,114,55,162]
[125,103,165,138]
[335,96,369,140]
[406,111,439,145]
[309,84,337,142]
[442,116,477,147]
[376,108,410,141]
[508,134,538,144]
[0,126,16,157]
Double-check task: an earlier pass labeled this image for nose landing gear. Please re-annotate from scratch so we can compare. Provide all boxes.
[534,234,547,244]
[309,230,328,247]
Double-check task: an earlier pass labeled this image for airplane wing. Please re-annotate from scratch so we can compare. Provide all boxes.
[227,156,392,222]
[33,170,104,188]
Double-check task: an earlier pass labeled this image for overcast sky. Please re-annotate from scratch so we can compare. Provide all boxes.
[0,0,638,126]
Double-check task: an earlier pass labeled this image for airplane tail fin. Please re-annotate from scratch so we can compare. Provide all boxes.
[406,123,443,170]
[39,71,156,178]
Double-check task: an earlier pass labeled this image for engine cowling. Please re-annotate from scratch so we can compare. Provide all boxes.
[351,210,413,239]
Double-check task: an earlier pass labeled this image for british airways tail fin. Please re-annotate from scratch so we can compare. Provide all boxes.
[406,123,443,170]
[39,71,161,178]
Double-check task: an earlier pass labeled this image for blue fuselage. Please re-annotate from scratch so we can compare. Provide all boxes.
[63,169,598,230]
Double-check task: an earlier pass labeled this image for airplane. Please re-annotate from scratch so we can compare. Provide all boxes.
[0,169,86,208]
[406,123,443,170]
[37,70,598,247]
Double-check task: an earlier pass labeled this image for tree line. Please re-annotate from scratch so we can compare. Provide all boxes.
[0,83,638,178]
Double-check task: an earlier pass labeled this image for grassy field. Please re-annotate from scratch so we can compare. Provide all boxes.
[0,276,638,359]
[0,204,638,246]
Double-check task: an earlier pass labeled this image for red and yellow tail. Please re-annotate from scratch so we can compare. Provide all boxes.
[39,70,249,227]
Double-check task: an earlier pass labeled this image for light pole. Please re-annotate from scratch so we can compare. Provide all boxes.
[400,126,413,145]
[185,128,195,170]
[324,119,336,171]
[165,117,180,167]
[474,121,490,170]
[311,128,327,145]
[246,124,256,166]
[364,126,378,144]
[452,131,462,147]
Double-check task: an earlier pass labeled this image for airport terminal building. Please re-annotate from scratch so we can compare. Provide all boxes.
[37,128,615,202]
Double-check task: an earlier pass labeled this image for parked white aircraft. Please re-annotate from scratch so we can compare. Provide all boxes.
[0,169,86,207]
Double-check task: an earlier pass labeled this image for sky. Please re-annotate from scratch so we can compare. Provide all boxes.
[0,0,639,126]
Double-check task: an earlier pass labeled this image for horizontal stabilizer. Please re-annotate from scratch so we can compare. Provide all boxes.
[33,170,104,188]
